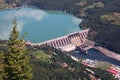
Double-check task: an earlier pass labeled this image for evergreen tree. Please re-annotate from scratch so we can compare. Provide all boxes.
[0,51,5,80]
[4,19,32,80]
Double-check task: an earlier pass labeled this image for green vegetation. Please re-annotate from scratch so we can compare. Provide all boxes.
[0,3,13,9]
[92,68,118,80]
[0,0,13,9]
[76,0,87,6]
[96,61,111,70]
[31,50,50,62]
[101,13,120,26]
[0,0,27,9]
[0,42,118,80]
[30,45,117,80]
[4,19,32,80]
[0,51,5,80]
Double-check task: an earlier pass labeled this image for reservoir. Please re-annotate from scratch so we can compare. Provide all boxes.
[0,7,82,43]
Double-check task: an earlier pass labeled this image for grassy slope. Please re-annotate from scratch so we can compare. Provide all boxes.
[31,50,50,62]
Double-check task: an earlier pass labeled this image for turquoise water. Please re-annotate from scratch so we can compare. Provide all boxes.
[0,8,82,43]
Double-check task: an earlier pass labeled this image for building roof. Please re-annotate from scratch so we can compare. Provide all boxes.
[107,68,119,75]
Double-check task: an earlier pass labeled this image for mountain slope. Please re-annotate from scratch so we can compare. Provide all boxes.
[28,45,117,80]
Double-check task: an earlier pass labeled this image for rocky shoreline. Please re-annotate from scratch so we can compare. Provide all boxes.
[94,46,120,61]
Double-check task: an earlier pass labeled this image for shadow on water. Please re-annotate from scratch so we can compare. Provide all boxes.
[70,49,120,66]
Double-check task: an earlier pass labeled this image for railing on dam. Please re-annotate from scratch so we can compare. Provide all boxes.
[26,29,89,52]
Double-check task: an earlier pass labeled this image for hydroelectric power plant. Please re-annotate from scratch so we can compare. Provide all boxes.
[27,29,94,52]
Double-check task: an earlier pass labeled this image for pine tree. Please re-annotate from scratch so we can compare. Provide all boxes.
[4,19,32,80]
[0,51,5,80]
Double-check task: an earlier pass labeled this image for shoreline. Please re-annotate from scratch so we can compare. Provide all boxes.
[94,46,120,61]
[0,5,28,11]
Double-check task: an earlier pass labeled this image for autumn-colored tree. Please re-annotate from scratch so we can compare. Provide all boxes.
[4,19,32,80]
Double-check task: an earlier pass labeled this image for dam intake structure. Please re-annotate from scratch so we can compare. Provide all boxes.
[26,29,93,52]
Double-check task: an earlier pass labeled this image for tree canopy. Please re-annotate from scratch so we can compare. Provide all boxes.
[4,19,32,80]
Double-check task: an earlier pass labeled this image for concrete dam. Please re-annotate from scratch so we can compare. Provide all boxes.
[27,29,91,52]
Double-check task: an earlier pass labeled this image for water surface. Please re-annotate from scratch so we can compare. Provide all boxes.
[0,8,82,43]
[70,49,120,66]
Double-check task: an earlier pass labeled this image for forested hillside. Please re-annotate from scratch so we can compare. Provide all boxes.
[28,45,118,80]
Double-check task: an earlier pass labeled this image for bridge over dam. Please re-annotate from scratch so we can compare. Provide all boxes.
[26,29,94,52]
